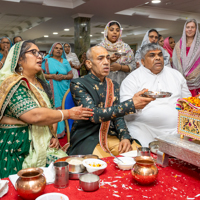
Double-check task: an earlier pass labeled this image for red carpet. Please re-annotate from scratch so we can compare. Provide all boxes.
[3,156,200,200]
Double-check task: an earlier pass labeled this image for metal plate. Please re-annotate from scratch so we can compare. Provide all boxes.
[115,52,126,56]
[149,141,159,154]
[141,91,172,98]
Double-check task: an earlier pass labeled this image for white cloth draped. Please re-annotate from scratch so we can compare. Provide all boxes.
[135,30,171,67]
[120,65,191,146]
[64,44,80,79]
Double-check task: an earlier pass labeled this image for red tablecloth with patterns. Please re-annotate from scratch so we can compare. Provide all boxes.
[2,156,200,200]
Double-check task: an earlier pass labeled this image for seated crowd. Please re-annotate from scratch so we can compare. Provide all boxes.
[0,18,199,178]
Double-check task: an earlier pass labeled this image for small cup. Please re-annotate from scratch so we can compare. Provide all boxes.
[79,174,100,192]
[137,147,151,156]
[54,161,69,189]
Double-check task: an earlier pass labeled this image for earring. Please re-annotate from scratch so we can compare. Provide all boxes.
[18,64,23,76]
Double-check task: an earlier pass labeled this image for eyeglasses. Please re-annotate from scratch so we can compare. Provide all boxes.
[25,49,44,58]
[149,36,158,39]
[1,42,10,45]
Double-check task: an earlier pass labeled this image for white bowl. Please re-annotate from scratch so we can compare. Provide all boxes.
[36,193,69,200]
[114,157,135,170]
[83,158,107,173]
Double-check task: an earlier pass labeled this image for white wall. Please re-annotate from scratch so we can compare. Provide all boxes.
[36,44,52,52]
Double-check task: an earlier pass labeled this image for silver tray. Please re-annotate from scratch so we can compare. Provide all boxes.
[141,91,172,98]
[115,52,126,56]
[149,141,159,154]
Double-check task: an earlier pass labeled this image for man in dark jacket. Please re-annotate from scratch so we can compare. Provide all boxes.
[67,46,154,157]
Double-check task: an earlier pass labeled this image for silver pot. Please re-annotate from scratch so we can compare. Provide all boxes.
[79,174,99,192]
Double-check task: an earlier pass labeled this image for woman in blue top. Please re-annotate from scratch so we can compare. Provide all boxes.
[0,37,12,69]
[42,42,73,138]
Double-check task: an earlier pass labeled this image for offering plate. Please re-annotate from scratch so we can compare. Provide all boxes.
[141,91,172,98]
[115,52,126,56]
[156,134,200,167]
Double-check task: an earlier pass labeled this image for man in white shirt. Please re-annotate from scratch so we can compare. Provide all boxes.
[120,43,191,146]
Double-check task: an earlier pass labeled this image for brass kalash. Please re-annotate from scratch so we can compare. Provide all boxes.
[16,168,46,200]
[131,156,158,185]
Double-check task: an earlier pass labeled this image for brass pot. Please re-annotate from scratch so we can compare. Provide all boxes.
[131,156,158,185]
[16,168,46,200]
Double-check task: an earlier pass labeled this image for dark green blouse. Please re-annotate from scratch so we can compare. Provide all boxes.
[67,73,136,155]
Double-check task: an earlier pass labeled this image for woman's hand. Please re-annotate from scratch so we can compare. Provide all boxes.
[136,62,140,68]
[69,105,94,120]
[52,74,65,81]
[110,54,121,63]
[73,65,81,70]
[69,61,73,68]
[49,137,60,149]
[110,63,121,71]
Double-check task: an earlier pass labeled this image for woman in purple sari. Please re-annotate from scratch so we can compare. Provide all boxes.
[173,19,200,96]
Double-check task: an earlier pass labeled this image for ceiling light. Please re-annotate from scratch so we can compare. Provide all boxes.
[145,2,149,4]
[90,35,92,37]
[53,32,58,35]
[101,32,104,34]
[44,35,49,37]
[152,0,161,3]
[64,29,69,31]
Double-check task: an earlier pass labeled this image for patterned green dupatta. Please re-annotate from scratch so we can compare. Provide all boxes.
[0,42,64,178]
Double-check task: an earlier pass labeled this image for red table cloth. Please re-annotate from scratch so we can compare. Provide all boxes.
[2,156,200,200]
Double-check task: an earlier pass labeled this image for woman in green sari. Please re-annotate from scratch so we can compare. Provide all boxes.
[0,41,93,178]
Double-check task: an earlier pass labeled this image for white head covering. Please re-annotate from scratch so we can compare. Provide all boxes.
[98,20,134,64]
[181,19,200,76]
[135,29,170,66]
[63,43,80,79]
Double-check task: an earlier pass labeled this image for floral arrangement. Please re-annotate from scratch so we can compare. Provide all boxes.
[176,96,200,113]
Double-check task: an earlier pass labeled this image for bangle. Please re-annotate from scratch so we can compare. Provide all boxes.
[58,110,64,122]
[0,61,3,66]
[120,65,122,71]
[67,110,70,119]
